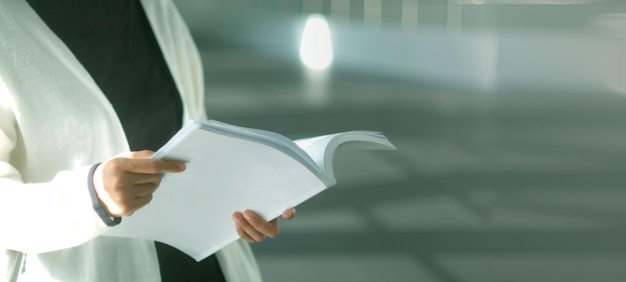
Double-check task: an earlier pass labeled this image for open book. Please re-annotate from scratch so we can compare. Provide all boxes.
[104,120,396,261]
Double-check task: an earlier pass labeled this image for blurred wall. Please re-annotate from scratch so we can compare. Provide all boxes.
[173,1,626,281]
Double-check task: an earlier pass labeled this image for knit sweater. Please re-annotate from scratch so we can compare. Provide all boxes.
[0,0,262,281]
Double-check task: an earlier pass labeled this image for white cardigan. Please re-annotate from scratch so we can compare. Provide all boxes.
[0,0,262,281]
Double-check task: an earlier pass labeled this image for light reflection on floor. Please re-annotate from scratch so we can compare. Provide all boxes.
[172,1,626,279]
[198,50,626,281]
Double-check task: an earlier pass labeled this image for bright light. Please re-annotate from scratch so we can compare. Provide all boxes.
[299,14,333,70]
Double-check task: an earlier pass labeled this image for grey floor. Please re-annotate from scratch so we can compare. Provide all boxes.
[175,1,626,281]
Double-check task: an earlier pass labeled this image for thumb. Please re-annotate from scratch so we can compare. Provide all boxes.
[118,150,156,159]
[282,208,296,220]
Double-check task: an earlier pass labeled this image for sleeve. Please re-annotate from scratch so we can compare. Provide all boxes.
[87,163,121,226]
[142,0,208,122]
[167,0,207,122]
[0,81,110,254]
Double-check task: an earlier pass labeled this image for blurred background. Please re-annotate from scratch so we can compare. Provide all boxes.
[173,1,626,281]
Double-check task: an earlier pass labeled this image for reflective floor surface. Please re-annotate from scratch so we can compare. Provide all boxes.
[176,1,626,281]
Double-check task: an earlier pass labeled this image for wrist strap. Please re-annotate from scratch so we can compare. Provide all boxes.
[88,163,121,226]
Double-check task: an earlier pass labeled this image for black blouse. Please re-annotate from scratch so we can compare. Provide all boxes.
[26,0,224,281]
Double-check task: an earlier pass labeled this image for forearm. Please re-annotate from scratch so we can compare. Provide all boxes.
[0,165,110,253]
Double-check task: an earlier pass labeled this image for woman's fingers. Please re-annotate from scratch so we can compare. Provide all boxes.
[94,153,186,217]
[231,208,297,243]
[232,211,267,242]
[282,208,296,220]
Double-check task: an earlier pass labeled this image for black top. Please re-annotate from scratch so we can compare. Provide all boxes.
[26,0,225,281]
[26,0,182,151]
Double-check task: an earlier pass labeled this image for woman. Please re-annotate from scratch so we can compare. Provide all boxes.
[0,0,292,280]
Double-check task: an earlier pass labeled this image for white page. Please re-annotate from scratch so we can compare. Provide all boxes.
[104,128,327,261]
[295,131,397,185]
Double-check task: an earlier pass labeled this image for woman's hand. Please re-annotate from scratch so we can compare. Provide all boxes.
[231,208,296,243]
[93,150,187,217]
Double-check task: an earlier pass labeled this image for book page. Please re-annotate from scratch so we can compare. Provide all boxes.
[104,128,327,261]
[295,131,397,185]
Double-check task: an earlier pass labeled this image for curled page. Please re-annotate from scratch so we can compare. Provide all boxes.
[104,120,396,261]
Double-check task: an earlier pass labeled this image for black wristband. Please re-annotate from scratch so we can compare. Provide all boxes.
[88,163,121,226]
